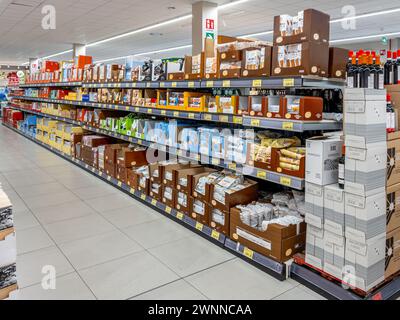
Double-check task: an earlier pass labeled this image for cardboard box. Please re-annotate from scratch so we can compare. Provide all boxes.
[386,183,400,232]
[174,167,214,195]
[161,185,176,209]
[190,198,211,226]
[209,207,230,236]
[104,162,116,178]
[387,136,400,187]
[175,191,190,215]
[305,182,324,229]
[162,163,194,187]
[305,227,325,270]
[273,9,330,45]
[344,88,387,102]
[329,47,348,79]
[282,96,323,121]
[272,41,329,77]
[345,192,386,244]
[149,182,162,201]
[306,136,343,186]
[323,231,345,279]
[116,165,129,184]
[386,227,400,278]
[81,145,98,168]
[324,184,345,236]
[345,235,386,292]
[105,144,128,164]
[241,45,272,78]
[345,145,386,197]
[117,148,148,168]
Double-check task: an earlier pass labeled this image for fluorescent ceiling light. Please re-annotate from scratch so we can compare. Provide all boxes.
[95,44,193,63]
[218,0,249,10]
[42,49,73,60]
[330,31,400,43]
[239,30,273,38]
[330,7,400,23]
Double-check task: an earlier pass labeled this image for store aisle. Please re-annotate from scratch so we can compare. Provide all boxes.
[0,125,324,300]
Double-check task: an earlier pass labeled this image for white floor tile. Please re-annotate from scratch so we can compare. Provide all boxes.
[13,182,69,199]
[132,280,207,300]
[16,273,96,300]
[31,200,96,225]
[149,236,234,277]
[79,252,179,300]
[16,246,74,288]
[185,259,296,300]
[13,210,40,231]
[72,184,118,200]
[44,214,116,244]
[85,193,137,213]
[16,225,54,255]
[59,230,144,270]
[23,191,80,210]
[273,285,326,300]
[101,204,161,229]
[122,218,193,249]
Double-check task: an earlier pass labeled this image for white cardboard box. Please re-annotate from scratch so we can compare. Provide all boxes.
[345,192,386,244]
[344,100,386,126]
[324,184,345,236]
[0,232,16,269]
[305,183,324,229]
[343,88,387,102]
[345,235,386,267]
[306,136,343,186]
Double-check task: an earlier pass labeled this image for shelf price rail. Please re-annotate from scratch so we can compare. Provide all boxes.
[2,122,287,281]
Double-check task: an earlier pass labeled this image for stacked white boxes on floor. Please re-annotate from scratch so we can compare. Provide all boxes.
[305,135,343,272]
[0,184,17,300]
[343,88,387,292]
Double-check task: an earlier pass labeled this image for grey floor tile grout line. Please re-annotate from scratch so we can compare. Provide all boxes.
[17,271,77,291]
[125,278,187,300]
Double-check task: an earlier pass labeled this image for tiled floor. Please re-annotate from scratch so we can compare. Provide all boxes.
[0,125,325,300]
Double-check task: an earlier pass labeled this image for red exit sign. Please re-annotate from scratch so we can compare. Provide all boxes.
[206,19,215,30]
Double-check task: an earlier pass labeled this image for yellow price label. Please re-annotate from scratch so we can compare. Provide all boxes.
[257,170,267,179]
[206,81,214,88]
[151,199,157,206]
[160,82,165,88]
[252,79,262,87]
[146,82,151,88]
[137,140,142,145]
[195,222,203,231]
[107,176,111,181]
[188,82,195,88]
[161,110,167,115]
[219,115,229,122]
[222,80,231,88]
[140,194,146,200]
[132,83,137,88]
[117,181,122,187]
[211,230,220,240]
[283,78,295,87]
[282,122,294,131]
[130,188,135,194]
[91,168,96,172]
[204,114,212,121]
[280,176,292,187]
[233,116,243,124]
[243,247,254,260]
[147,109,152,114]
[251,119,260,127]
[188,113,195,119]
[177,212,184,220]
[135,107,140,112]
[228,163,237,170]
[172,82,177,88]
[173,111,179,117]
[125,106,130,111]
[212,158,219,165]
[116,83,121,88]
[165,206,172,214]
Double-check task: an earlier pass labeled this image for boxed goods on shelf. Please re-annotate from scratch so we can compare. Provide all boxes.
[190,198,212,225]
[282,96,323,121]
[273,9,330,46]
[230,191,306,262]
[305,225,324,270]
[386,227,400,278]
[305,182,324,229]
[387,183,400,232]
[193,171,224,203]
[329,47,349,79]
[165,57,185,81]
[387,132,400,188]
[323,184,345,237]
[323,232,345,280]
[162,185,176,208]
[241,44,272,78]
[150,182,162,201]
[174,167,215,194]
[175,191,190,214]
[132,166,150,195]
[184,53,205,80]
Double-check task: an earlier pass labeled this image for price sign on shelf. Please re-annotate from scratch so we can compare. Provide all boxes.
[206,81,214,88]
[282,122,294,131]
[283,78,295,87]
[195,222,204,231]
[251,119,260,127]
[233,116,243,124]
[177,212,184,220]
[257,170,267,179]
[172,82,177,88]
[222,80,231,88]
[280,176,292,187]
[252,79,262,87]
[151,199,157,206]
[165,206,172,214]
[211,230,220,240]
[188,82,195,88]
[243,247,254,260]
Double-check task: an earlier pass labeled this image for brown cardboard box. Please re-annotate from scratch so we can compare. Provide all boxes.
[175,191,190,215]
[126,168,138,189]
[105,144,129,165]
[387,135,400,188]
[116,165,128,184]
[386,183,400,232]
[386,85,400,109]
[190,197,211,226]
[161,185,176,208]
[162,163,194,187]
[174,167,214,194]
[272,41,329,77]
[81,145,98,168]
[230,207,306,262]
[192,171,219,202]
[82,135,110,148]
[282,95,323,121]
[273,9,330,45]
[386,227,400,278]
[209,179,258,212]
[105,162,116,178]
[329,47,348,79]
[209,207,230,236]
[149,182,163,201]
[116,148,148,168]
[149,163,163,184]
[241,46,272,78]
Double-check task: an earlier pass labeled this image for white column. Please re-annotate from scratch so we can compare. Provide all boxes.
[73,43,86,61]
[192,1,218,55]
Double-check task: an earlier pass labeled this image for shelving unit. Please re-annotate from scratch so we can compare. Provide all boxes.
[2,121,288,280]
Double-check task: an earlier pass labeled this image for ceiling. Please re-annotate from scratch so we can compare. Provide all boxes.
[1,0,400,64]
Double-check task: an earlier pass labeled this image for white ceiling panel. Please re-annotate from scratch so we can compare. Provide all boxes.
[1,0,400,64]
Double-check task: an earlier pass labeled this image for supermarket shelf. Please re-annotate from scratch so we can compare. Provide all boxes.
[2,122,290,281]
[242,116,342,133]
[10,96,343,132]
[19,82,82,88]
[290,262,400,300]
[82,80,202,89]
[8,105,305,190]
[225,238,286,280]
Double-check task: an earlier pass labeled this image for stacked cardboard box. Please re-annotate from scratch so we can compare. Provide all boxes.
[0,187,17,300]
[305,135,343,271]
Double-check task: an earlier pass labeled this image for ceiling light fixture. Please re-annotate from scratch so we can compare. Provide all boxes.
[330,31,400,43]
[218,0,249,10]
[239,30,273,38]
[330,7,400,23]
